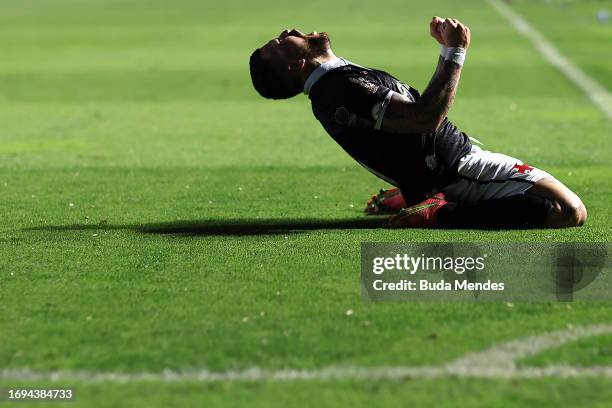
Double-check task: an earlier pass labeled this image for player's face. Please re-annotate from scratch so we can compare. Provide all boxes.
[259,29,331,66]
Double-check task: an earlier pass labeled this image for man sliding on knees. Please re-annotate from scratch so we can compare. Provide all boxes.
[248,18,586,229]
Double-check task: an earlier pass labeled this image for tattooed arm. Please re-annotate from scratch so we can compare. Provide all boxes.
[335,17,471,134]
[381,58,462,133]
[379,18,470,134]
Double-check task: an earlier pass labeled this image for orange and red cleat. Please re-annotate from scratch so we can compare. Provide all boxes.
[364,188,407,215]
[385,193,449,228]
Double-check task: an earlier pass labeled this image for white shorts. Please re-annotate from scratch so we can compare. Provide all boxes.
[441,145,555,204]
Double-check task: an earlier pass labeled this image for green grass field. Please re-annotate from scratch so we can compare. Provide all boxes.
[0,0,611,406]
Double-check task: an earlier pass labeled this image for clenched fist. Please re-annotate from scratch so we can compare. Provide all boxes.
[441,18,471,48]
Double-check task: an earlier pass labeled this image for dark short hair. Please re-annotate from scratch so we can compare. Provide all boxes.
[249,48,302,100]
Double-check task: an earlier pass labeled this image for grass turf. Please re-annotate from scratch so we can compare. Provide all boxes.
[0,0,611,406]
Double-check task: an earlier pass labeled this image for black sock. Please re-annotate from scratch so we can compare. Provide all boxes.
[438,194,553,229]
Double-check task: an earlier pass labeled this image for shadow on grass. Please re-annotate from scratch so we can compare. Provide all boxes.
[24,218,386,236]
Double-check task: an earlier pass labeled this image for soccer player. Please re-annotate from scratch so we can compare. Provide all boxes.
[248,18,587,229]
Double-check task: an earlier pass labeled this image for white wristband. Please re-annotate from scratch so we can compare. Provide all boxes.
[445,47,466,66]
[440,45,448,58]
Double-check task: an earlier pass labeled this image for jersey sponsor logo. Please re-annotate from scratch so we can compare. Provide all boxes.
[347,76,379,94]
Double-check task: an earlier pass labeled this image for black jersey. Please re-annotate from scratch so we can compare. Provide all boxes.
[307,61,472,204]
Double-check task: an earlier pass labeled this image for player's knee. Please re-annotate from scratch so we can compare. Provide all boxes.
[561,199,587,227]
[574,200,587,226]
[547,197,586,228]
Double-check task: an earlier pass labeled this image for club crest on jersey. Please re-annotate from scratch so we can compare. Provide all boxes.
[513,163,533,174]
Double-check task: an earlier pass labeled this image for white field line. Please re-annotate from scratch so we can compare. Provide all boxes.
[2,324,612,383]
[487,0,612,119]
